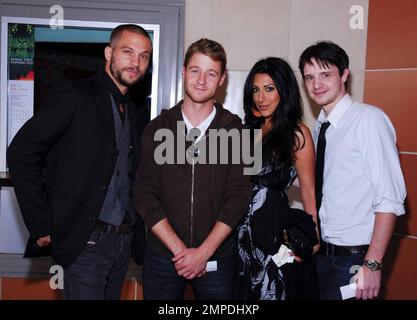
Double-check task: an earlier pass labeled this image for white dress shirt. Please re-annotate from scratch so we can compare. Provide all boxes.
[314,94,406,245]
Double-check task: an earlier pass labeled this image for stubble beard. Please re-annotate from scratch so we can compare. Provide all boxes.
[110,59,143,88]
[184,85,215,105]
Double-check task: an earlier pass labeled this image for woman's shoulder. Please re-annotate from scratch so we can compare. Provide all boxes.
[297,122,312,136]
[295,122,313,148]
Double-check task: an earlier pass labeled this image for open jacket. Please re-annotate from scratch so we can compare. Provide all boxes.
[135,101,252,258]
[7,71,148,267]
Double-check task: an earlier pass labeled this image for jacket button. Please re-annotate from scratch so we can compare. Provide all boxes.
[101,185,107,191]
[88,216,97,222]
[110,150,119,160]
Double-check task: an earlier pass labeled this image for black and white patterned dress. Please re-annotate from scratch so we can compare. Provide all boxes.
[237,165,295,300]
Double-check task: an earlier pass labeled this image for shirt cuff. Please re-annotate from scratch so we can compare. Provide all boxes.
[372,196,405,216]
[142,208,166,229]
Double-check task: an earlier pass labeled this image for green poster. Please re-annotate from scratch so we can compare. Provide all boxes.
[8,23,35,80]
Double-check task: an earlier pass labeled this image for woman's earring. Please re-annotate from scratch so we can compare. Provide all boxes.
[252,107,262,118]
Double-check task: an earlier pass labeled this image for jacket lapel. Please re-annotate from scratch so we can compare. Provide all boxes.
[91,73,116,148]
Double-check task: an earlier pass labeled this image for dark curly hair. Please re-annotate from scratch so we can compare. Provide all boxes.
[243,57,304,170]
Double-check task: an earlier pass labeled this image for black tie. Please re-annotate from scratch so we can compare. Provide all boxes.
[315,121,331,213]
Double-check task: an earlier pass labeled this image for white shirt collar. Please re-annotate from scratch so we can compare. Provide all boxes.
[182,106,217,142]
[317,94,354,128]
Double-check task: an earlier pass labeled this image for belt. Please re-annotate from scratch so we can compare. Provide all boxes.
[319,241,368,257]
[93,221,133,234]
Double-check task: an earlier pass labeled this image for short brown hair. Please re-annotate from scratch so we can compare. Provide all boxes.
[184,38,227,74]
[109,24,151,46]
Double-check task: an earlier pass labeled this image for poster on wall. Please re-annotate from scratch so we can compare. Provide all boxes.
[7,23,35,149]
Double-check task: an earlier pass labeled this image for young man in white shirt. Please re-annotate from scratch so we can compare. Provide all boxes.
[299,41,406,300]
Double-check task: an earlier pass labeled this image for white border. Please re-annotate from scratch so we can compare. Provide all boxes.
[0,16,160,171]
[0,19,8,171]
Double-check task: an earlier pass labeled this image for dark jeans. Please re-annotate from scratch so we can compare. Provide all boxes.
[63,227,133,300]
[142,249,236,300]
[316,252,365,300]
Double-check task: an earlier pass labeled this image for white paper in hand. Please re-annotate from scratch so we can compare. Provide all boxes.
[271,244,295,267]
[340,282,357,300]
[205,260,217,272]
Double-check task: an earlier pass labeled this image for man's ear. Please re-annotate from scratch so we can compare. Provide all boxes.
[219,72,227,87]
[341,68,349,84]
[104,46,112,62]
[182,66,186,78]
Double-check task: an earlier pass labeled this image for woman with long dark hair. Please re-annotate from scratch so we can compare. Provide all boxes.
[237,57,318,300]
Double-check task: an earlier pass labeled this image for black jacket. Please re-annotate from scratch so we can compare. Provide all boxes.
[7,71,148,267]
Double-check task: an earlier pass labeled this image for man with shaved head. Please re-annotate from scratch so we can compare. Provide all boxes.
[7,24,152,299]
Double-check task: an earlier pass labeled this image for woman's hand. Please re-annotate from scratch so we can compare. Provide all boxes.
[313,243,320,255]
[288,250,303,263]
